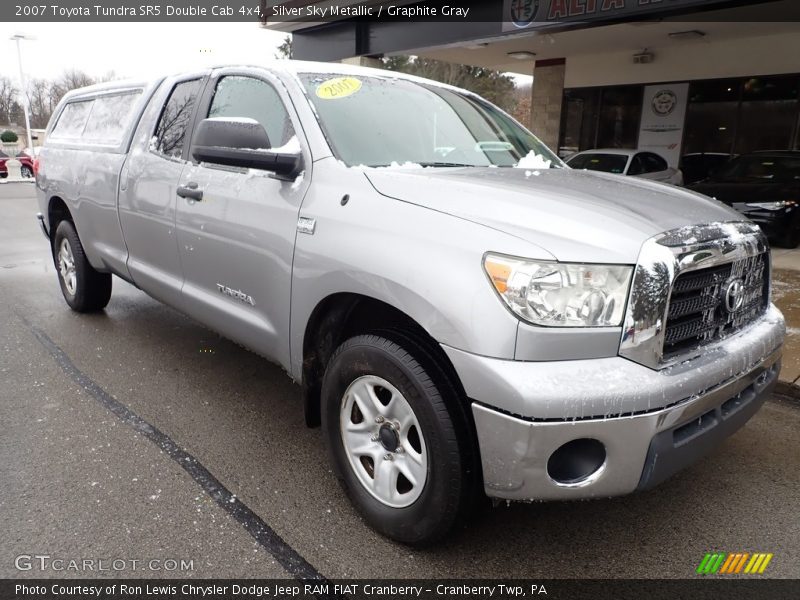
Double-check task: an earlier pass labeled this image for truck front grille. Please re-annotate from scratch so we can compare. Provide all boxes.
[663,253,769,357]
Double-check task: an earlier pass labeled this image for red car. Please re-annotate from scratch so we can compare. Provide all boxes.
[0,149,36,179]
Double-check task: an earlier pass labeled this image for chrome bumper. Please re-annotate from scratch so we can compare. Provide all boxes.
[443,305,784,501]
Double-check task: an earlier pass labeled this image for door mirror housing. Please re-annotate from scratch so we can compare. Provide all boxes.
[191,117,302,180]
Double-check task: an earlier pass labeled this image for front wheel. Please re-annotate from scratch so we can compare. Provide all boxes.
[53,220,112,312]
[321,334,474,545]
[21,165,33,178]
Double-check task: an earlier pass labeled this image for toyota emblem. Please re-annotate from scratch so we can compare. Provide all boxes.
[724,279,745,313]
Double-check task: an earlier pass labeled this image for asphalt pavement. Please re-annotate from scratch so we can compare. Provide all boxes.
[1,182,799,579]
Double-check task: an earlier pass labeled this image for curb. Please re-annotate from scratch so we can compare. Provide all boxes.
[774,380,800,402]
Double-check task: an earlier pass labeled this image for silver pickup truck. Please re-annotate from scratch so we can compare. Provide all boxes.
[36,62,785,545]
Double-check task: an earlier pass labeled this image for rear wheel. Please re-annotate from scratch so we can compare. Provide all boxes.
[321,334,475,545]
[53,220,112,312]
[20,165,33,178]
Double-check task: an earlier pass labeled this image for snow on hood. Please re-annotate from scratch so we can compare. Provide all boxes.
[363,167,744,264]
[514,151,552,170]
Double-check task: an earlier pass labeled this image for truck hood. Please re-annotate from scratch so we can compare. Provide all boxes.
[364,167,744,263]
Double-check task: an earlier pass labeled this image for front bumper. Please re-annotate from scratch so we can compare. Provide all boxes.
[443,305,784,501]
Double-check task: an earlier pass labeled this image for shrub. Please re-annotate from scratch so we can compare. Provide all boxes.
[1,130,18,143]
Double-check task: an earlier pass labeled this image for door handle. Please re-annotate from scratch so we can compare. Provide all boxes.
[177,182,203,201]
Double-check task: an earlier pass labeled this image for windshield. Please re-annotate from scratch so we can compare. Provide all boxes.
[713,155,800,183]
[299,73,561,169]
[567,153,629,174]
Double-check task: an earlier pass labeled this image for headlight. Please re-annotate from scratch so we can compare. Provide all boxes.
[745,201,798,211]
[484,254,633,327]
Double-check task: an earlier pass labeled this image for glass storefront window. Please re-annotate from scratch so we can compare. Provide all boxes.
[735,75,800,153]
[596,86,642,149]
[559,76,800,157]
[683,79,741,155]
[559,88,600,157]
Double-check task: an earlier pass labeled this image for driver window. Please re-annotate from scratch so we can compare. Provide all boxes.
[207,76,295,149]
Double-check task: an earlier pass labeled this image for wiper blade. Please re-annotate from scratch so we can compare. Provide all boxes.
[416,162,476,168]
[361,162,480,168]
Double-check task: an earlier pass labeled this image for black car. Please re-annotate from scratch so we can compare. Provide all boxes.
[679,152,732,185]
[689,151,800,247]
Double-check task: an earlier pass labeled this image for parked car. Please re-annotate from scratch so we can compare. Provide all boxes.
[680,152,733,185]
[0,149,35,178]
[35,63,784,545]
[566,149,684,185]
[689,151,800,247]
[18,147,39,178]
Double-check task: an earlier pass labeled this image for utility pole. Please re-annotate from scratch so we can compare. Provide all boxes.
[11,33,35,152]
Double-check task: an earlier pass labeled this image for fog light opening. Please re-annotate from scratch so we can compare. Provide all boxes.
[547,438,607,486]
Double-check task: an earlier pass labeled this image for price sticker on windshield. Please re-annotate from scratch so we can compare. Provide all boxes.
[316,77,363,100]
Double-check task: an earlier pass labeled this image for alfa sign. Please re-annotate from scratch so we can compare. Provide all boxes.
[503,0,739,31]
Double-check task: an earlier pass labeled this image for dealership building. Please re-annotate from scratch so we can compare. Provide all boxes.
[277,0,800,166]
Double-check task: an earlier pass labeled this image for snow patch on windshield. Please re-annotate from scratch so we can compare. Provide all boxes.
[515,151,552,170]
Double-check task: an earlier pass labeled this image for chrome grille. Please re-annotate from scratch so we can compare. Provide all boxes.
[663,253,769,357]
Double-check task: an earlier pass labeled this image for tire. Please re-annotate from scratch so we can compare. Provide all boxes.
[20,165,33,178]
[53,220,112,312]
[321,333,475,546]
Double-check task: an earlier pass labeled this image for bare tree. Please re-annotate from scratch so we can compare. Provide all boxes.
[26,78,53,129]
[0,76,18,126]
[49,69,97,108]
[97,70,118,83]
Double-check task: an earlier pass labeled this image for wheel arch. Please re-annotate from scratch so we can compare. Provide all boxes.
[300,292,468,429]
[47,196,72,247]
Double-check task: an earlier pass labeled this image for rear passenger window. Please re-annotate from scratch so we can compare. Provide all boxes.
[153,79,203,159]
[644,153,668,172]
[628,155,646,176]
[207,76,294,148]
[82,92,141,144]
[50,100,93,140]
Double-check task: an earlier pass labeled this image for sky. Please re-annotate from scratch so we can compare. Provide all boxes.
[0,22,287,84]
[0,21,532,88]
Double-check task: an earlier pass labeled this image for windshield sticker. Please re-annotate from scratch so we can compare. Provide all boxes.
[316,77,363,100]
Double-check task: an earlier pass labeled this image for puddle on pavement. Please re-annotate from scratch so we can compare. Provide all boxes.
[772,269,800,382]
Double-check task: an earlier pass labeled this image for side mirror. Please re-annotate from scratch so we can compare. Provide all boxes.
[191,117,302,180]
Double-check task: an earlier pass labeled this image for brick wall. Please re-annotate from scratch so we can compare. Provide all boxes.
[530,59,566,151]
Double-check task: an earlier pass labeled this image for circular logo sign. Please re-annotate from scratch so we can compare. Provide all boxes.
[652,89,678,117]
[723,279,745,313]
[510,0,539,28]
